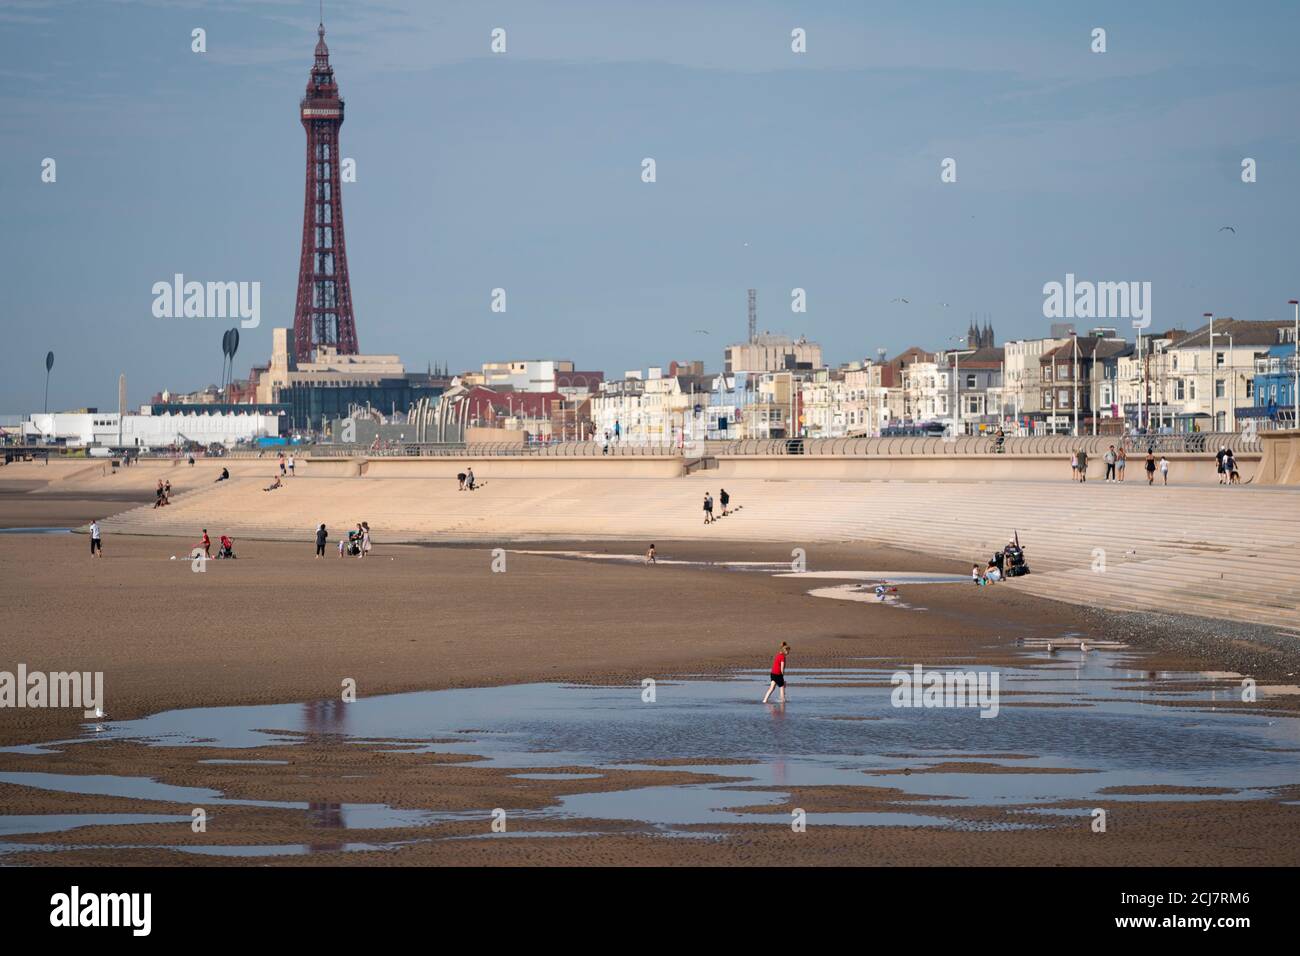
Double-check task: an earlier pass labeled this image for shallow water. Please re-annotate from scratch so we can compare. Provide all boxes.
[1,649,1297,853]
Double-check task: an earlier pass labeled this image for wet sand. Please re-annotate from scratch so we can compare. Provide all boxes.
[2,493,1299,866]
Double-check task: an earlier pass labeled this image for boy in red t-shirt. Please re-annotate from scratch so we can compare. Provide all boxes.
[762,642,791,704]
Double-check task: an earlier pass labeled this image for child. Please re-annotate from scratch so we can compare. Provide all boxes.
[972,564,984,585]
[646,543,656,565]
[1159,456,1169,485]
[762,642,790,704]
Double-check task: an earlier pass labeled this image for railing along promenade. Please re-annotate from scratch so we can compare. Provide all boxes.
[2,432,1262,463]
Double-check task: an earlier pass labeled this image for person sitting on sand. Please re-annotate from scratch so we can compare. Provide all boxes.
[215,467,230,482]
[264,475,283,492]
[985,560,1002,582]
[762,642,790,704]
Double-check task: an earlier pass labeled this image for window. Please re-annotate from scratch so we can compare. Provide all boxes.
[966,374,976,388]
[1058,389,1068,407]
[1246,380,1253,398]
[1216,351,1225,368]
[1215,379,1225,399]
[1175,380,1185,400]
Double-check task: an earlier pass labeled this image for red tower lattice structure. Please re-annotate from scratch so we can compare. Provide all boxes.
[292,21,359,363]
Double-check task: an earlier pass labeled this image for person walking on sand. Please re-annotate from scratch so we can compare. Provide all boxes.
[315,523,328,558]
[1159,455,1170,485]
[1070,449,1078,481]
[288,454,296,477]
[646,543,657,565]
[200,529,212,559]
[703,492,714,524]
[154,480,165,508]
[359,522,372,557]
[89,519,102,558]
[1145,450,1156,485]
[719,488,730,516]
[1076,448,1088,482]
[762,642,791,704]
[279,453,286,477]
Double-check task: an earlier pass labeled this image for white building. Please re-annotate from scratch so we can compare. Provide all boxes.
[24,409,280,449]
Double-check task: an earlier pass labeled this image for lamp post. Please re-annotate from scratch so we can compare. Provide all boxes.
[1204,313,1214,433]
[1290,300,1299,427]
[947,336,974,437]
[1070,331,1080,437]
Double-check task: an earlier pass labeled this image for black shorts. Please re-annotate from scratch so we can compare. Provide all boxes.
[90,538,101,552]
[770,672,785,687]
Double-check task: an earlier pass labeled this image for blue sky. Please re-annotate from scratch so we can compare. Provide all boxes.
[2,0,1299,411]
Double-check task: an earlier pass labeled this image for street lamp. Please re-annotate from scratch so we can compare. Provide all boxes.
[947,336,975,437]
[1069,331,1080,437]
[1204,313,1214,433]
[1290,300,1299,428]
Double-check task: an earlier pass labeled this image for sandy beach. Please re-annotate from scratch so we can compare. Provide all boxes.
[3,486,1299,866]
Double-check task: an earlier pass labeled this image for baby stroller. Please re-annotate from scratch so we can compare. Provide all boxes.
[1000,544,1030,577]
[215,536,236,559]
[345,532,362,556]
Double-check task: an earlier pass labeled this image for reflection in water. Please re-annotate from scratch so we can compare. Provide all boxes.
[303,700,348,849]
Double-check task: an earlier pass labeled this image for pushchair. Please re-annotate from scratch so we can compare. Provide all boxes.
[345,532,362,556]
[999,544,1031,577]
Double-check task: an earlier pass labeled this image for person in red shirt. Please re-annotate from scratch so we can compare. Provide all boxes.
[199,529,211,558]
[762,641,791,704]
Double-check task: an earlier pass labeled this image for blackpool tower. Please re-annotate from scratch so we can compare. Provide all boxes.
[292,20,359,362]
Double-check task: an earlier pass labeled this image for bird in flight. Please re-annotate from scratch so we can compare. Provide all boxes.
[891,297,910,304]
[1219,226,1236,233]
[694,329,710,334]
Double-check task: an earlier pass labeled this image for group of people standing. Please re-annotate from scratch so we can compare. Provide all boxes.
[1072,446,1171,485]
[1215,445,1242,485]
[702,488,732,524]
[315,522,372,558]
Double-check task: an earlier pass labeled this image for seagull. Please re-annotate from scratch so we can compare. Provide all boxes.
[1219,226,1236,233]
[1047,642,1056,655]
[891,297,910,304]
[694,329,710,334]
[938,302,951,307]
[1079,641,1089,653]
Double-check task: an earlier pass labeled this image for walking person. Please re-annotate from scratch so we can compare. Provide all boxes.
[1216,444,1228,484]
[1159,455,1170,485]
[646,543,657,565]
[315,523,328,557]
[1116,446,1127,481]
[1144,450,1156,485]
[279,453,287,477]
[762,642,791,704]
[359,522,372,557]
[1070,449,1079,481]
[703,492,714,524]
[288,454,296,477]
[89,519,102,558]
[200,529,212,559]
[719,488,730,516]
[154,480,165,509]
[1076,448,1089,482]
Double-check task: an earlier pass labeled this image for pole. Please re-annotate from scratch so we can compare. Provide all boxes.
[1206,313,1215,432]
[1091,345,1098,436]
[1072,333,1079,437]
[1291,300,1299,427]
